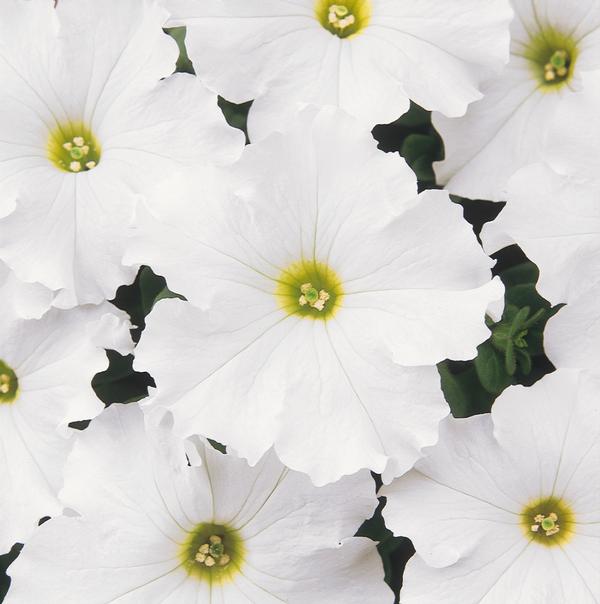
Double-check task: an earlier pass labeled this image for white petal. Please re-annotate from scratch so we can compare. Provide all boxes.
[61,404,208,533]
[0,170,138,306]
[102,73,244,183]
[136,298,293,466]
[273,319,448,484]
[490,371,598,503]
[339,193,503,365]
[401,542,600,604]
[545,285,600,371]
[56,0,176,123]
[240,538,391,604]
[546,71,600,183]
[5,516,195,604]
[482,164,600,304]
[382,415,523,569]
[433,62,556,201]
[0,261,55,319]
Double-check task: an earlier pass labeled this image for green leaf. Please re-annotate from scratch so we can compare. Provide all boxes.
[505,283,549,310]
[500,260,540,287]
[393,102,431,128]
[523,308,546,329]
[473,342,511,394]
[508,306,530,337]
[164,26,195,75]
[139,266,183,317]
[218,97,252,142]
[505,340,517,375]
[92,352,154,406]
[0,544,22,600]
[401,133,442,182]
[438,362,496,417]
[517,348,533,375]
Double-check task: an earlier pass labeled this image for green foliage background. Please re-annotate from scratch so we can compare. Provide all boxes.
[0,27,560,602]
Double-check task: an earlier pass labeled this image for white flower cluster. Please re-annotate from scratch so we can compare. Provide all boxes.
[0,0,598,602]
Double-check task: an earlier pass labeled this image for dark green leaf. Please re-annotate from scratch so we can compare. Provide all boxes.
[474,342,511,394]
[517,348,533,375]
[505,340,517,375]
[438,362,496,417]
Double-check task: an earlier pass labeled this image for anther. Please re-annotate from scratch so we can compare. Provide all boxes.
[194,534,231,569]
[328,4,355,30]
[531,512,561,537]
[544,50,570,82]
[299,283,330,311]
[0,374,10,395]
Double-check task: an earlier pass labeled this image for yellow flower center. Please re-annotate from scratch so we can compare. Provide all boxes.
[521,496,574,547]
[523,28,578,91]
[0,360,18,404]
[47,121,101,173]
[275,259,343,320]
[315,0,371,38]
[180,523,244,584]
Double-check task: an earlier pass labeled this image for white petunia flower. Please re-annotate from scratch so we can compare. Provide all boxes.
[481,163,600,305]
[5,403,392,604]
[434,0,600,201]
[0,260,54,319]
[166,0,512,140]
[126,107,504,485]
[0,297,132,553]
[545,282,600,371]
[0,0,243,308]
[382,370,600,604]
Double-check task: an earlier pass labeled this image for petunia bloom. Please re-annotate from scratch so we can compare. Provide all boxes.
[127,107,503,485]
[434,0,600,201]
[0,297,132,553]
[6,403,392,603]
[382,369,600,603]
[0,0,243,308]
[166,0,512,139]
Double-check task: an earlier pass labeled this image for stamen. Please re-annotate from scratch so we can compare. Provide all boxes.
[531,512,561,537]
[299,283,330,311]
[328,4,355,31]
[0,374,10,394]
[194,535,231,569]
[544,50,570,82]
[50,131,101,173]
